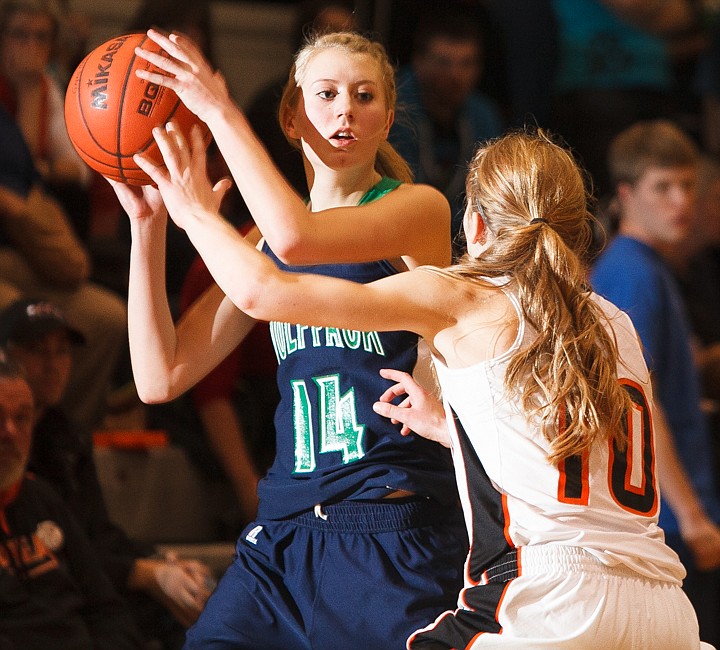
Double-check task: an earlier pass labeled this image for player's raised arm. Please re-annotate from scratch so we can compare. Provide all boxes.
[132,29,451,269]
[108,178,256,403]
[133,122,447,342]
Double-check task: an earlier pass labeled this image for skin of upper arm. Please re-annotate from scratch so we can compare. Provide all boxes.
[239,264,445,344]
[274,183,452,269]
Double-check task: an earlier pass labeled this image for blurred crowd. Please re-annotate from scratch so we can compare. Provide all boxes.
[3,0,720,648]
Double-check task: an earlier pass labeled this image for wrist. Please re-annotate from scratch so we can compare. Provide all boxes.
[203,95,240,133]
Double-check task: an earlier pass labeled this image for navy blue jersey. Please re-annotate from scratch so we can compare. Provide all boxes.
[257,178,457,519]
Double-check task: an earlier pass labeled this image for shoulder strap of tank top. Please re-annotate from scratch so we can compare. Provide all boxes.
[358,177,402,206]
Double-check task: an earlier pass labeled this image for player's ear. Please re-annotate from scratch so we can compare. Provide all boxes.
[464,208,487,258]
[616,181,632,202]
[383,109,394,138]
[283,104,299,140]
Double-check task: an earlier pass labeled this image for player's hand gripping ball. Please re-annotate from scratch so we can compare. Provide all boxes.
[64,32,208,185]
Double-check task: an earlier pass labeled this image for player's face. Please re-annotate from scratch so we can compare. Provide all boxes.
[8,331,72,411]
[1,10,54,81]
[0,377,34,491]
[618,165,697,247]
[289,49,393,171]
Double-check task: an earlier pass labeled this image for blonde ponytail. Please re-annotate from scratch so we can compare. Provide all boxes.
[438,131,631,462]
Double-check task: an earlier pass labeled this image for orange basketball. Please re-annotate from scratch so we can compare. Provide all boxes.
[64,33,206,185]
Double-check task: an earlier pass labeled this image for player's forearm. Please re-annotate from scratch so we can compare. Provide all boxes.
[652,400,708,529]
[179,205,282,321]
[127,215,179,403]
[202,101,310,261]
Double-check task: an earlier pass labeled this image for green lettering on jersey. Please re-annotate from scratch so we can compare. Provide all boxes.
[291,375,366,473]
[291,379,315,472]
[315,375,365,464]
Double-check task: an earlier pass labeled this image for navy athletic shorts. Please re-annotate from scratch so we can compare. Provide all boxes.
[184,497,467,650]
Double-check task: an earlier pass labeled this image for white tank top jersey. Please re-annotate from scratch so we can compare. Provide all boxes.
[432,278,686,585]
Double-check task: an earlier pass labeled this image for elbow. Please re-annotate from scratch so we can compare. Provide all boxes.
[135,385,170,406]
[136,391,167,406]
[229,271,280,323]
[233,283,268,321]
[133,376,178,405]
[264,231,308,266]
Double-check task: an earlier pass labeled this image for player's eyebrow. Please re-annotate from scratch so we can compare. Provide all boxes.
[311,78,378,86]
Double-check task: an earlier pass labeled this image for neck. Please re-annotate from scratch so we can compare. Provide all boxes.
[618,221,657,251]
[308,165,382,211]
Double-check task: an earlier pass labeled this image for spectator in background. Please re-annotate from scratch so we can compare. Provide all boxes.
[0,298,214,650]
[0,0,91,231]
[665,155,720,475]
[549,0,700,201]
[0,105,127,436]
[668,155,720,360]
[389,8,504,257]
[0,354,144,650]
[382,0,558,129]
[47,0,91,88]
[591,120,720,647]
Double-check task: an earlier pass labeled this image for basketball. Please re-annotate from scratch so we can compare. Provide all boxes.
[64,33,207,185]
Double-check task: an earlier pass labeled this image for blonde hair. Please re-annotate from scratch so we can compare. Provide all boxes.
[278,31,413,184]
[443,130,631,462]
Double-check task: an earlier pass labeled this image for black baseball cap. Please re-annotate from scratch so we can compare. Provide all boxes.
[0,299,86,347]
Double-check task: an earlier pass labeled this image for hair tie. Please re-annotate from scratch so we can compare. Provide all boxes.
[530,217,548,225]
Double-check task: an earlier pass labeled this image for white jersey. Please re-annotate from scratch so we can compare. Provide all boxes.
[433,281,685,586]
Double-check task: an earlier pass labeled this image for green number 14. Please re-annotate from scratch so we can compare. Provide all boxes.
[291,374,366,473]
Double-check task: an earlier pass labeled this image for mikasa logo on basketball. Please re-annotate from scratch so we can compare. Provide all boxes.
[64,32,209,185]
[88,35,130,110]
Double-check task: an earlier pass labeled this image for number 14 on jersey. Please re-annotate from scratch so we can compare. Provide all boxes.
[292,374,366,473]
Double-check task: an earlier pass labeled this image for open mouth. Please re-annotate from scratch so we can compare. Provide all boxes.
[330,130,357,144]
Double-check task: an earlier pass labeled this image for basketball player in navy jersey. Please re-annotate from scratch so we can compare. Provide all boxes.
[110,29,467,650]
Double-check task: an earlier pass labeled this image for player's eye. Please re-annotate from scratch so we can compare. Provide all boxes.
[357,91,373,102]
[317,90,336,100]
